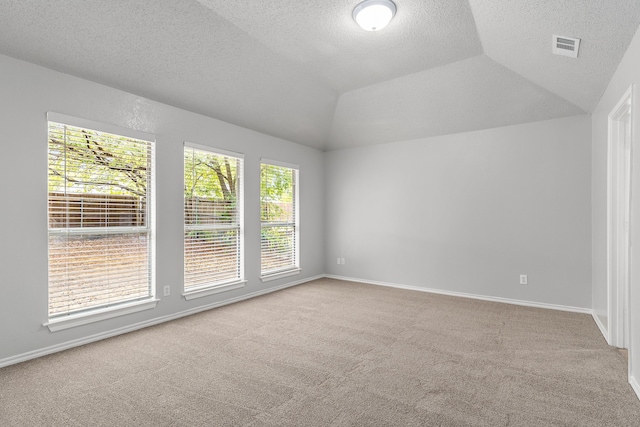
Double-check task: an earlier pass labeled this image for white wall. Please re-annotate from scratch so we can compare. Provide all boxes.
[591,24,640,393]
[0,54,325,364]
[325,115,592,309]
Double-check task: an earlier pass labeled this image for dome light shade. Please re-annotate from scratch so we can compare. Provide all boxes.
[352,0,397,31]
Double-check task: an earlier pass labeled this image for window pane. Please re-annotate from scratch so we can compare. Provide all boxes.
[184,229,240,287]
[48,233,150,316]
[47,121,153,318]
[184,146,243,291]
[260,225,296,273]
[260,164,294,223]
[48,122,150,228]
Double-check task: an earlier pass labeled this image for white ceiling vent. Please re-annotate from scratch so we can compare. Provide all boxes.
[552,35,581,58]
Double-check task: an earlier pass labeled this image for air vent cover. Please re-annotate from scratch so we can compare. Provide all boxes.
[553,35,580,58]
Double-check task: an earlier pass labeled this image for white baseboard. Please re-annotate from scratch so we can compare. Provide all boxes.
[630,375,640,402]
[0,274,324,369]
[323,274,592,314]
[0,273,602,368]
[592,312,610,344]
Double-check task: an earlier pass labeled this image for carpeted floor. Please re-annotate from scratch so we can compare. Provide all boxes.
[1,278,639,426]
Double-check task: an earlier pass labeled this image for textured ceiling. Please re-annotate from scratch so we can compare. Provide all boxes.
[329,55,585,149]
[0,0,639,150]
[469,0,640,112]
[197,0,482,92]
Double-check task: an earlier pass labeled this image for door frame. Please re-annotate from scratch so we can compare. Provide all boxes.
[607,85,633,350]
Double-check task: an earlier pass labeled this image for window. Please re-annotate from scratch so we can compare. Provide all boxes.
[260,160,299,279]
[184,144,243,295]
[47,114,154,321]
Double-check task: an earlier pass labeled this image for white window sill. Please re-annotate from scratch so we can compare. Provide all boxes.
[45,299,159,332]
[260,268,301,283]
[182,280,246,301]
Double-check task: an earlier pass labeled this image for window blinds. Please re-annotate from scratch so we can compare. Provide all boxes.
[260,161,298,275]
[47,120,154,317]
[184,144,243,290]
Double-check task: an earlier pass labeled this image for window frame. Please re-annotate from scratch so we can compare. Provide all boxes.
[183,142,245,300]
[45,112,157,331]
[259,159,300,281]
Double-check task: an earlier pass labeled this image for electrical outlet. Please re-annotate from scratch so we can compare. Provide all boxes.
[519,275,528,285]
[337,257,341,265]
[163,285,170,296]
[341,258,346,265]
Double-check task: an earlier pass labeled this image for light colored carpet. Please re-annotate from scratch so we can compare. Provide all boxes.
[1,278,639,426]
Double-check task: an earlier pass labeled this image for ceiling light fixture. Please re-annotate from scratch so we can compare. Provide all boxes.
[352,0,397,32]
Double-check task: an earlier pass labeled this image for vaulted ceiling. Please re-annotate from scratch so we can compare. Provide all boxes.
[1,1,639,150]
